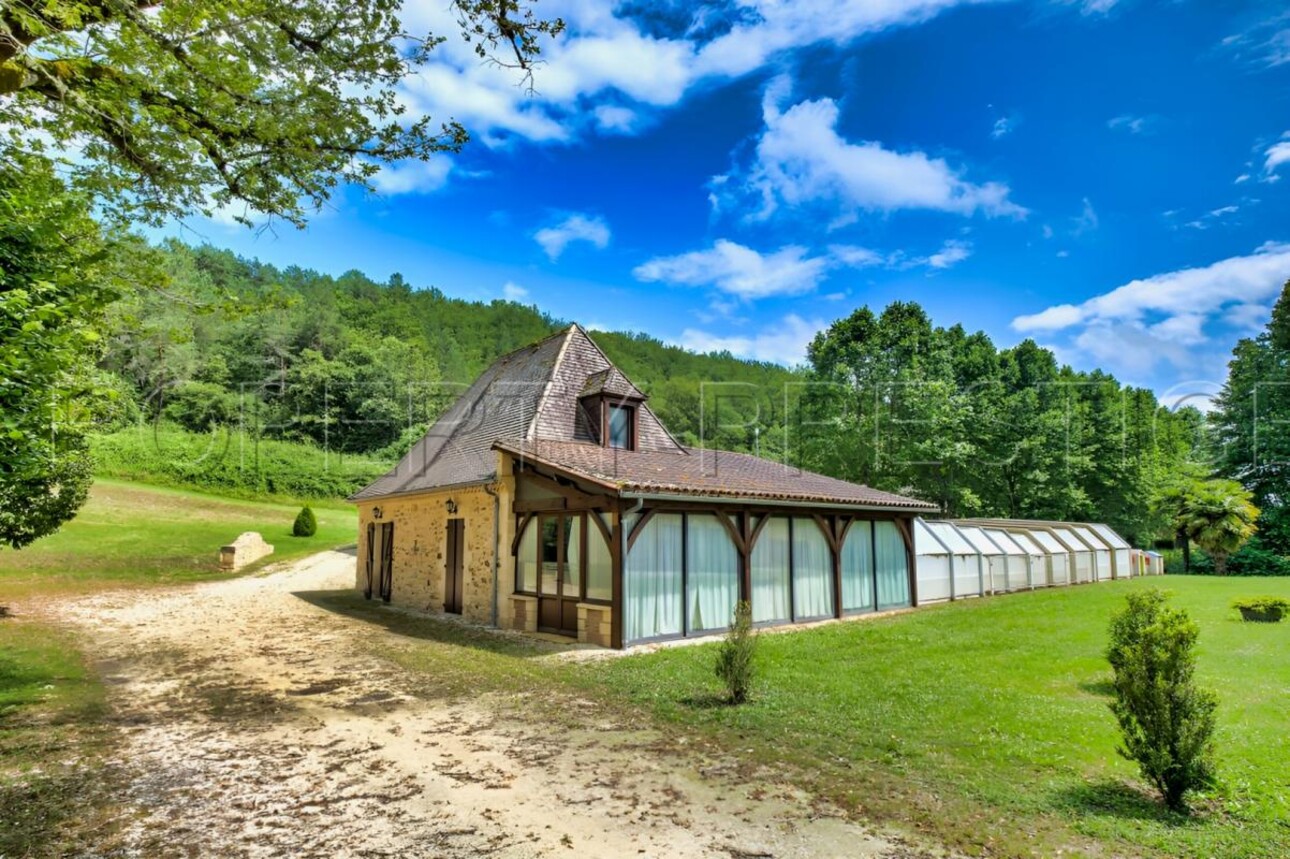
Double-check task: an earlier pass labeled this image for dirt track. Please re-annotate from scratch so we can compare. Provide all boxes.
[41,550,941,858]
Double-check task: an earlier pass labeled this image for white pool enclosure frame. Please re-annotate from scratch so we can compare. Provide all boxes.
[913,517,1157,602]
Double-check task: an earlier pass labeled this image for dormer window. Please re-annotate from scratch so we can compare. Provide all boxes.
[608,404,635,450]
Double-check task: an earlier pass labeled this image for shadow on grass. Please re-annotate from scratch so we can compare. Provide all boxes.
[1055,779,1198,827]
[292,588,557,660]
[679,691,735,710]
[1078,678,1116,697]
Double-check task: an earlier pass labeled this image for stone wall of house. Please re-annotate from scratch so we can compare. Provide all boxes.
[355,478,512,626]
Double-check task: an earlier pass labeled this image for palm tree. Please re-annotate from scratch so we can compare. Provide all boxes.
[1173,479,1259,575]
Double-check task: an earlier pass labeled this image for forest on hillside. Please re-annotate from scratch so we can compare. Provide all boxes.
[89,240,1209,545]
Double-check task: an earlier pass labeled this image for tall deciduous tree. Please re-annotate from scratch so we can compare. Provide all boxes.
[1210,280,1290,554]
[0,0,563,226]
[800,301,1200,537]
[0,157,137,547]
[1,0,560,545]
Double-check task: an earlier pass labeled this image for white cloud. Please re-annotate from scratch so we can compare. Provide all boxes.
[1071,0,1120,15]
[633,240,830,299]
[635,237,969,299]
[716,87,1027,221]
[1011,242,1290,377]
[1184,204,1240,231]
[502,281,529,301]
[1071,197,1099,235]
[678,314,825,365]
[925,239,973,269]
[1263,138,1290,179]
[1236,173,1252,184]
[1221,11,1290,70]
[534,213,611,260]
[1014,242,1290,334]
[392,0,1005,158]
[1107,114,1153,135]
[827,244,886,268]
[991,116,1014,139]
[370,157,453,195]
[593,105,638,134]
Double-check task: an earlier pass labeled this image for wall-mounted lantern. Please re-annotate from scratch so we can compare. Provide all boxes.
[445,499,458,514]
[372,506,384,520]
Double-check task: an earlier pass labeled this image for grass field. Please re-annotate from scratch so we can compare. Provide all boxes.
[2,481,1285,857]
[0,479,358,855]
[0,479,357,601]
[569,577,1290,858]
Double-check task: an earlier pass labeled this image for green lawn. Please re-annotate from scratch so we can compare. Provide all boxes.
[0,479,358,854]
[0,479,357,601]
[570,578,1290,859]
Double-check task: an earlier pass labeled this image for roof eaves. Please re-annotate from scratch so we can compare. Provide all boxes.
[347,476,496,504]
[618,487,936,512]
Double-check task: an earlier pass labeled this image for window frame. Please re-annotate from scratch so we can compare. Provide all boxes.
[606,402,636,451]
[513,511,613,606]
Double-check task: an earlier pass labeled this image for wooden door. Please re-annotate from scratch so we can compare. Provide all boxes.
[444,518,464,614]
[536,514,581,636]
[364,522,376,599]
[373,522,394,603]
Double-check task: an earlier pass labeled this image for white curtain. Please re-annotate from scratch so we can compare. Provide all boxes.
[875,520,910,609]
[792,518,834,619]
[751,517,790,623]
[841,521,874,612]
[516,518,537,592]
[563,515,582,597]
[624,513,683,642]
[686,514,739,633]
[586,514,612,602]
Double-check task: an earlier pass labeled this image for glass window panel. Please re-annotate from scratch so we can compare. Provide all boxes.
[586,515,612,602]
[686,514,739,633]
[841,521,874,612]
[563,514,581,597]
[609,405,632,449]
[875,520,910,609]
[540,517,560,596]
[517,517,538,593]
[624,513,683,642]
[750,517,790,623]
[792,517,834,619]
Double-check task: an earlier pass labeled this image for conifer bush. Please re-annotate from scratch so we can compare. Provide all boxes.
[292,505,318,537]
[1107,589,1218,812]
[715,601,757,705]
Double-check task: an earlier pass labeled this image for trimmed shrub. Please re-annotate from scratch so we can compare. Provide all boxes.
[1107,589,1218,812]
[1232,596,1289,623]
[292,506,318,537]
[715,601,757,705]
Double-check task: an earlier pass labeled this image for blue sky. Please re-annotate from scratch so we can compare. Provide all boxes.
[174,0,1290,405]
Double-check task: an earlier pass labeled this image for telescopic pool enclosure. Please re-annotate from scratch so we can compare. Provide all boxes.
[914,517,1154,602]
[350,325,1156,649]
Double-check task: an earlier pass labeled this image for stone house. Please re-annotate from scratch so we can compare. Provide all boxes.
[350,325,935,648]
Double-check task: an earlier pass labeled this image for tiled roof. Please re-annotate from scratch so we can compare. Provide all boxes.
[494,439,938,510]
[579,367,645,400]
[350,325,682,501]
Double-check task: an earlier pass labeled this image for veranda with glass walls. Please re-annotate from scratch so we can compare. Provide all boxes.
[622,511,914,645]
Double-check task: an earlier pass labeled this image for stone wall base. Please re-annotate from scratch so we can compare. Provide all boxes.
[577,603,612,647]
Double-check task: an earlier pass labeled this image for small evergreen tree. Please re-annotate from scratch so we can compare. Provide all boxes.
[292,505,318,537]
[1107,589,1218,812]
[715,601,757,705]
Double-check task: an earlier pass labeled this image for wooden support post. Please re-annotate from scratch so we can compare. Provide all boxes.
[610,508,624,649]
[894,516,918,607]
